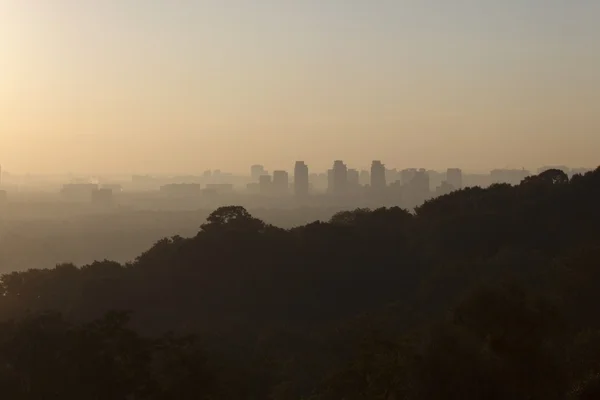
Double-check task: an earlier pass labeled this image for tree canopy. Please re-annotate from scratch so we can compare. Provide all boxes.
[0,167,599,398]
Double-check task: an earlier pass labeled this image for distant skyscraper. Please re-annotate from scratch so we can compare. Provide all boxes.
[251,165,266,181]
[327,169,334,194]
[272,170,289,195]
[259,174,272,195]
[359,170,370,186]
[294,161,309,197]
[386,168,398,185]
[412,169,430,197]
[401,169,418,186]
[446,168,463,190]
[347,169,359,187]
[332,160,348,195]
[371,161,386,191]
[435,181,454,197]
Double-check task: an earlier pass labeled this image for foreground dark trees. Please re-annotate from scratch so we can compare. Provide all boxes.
[0,168,599,398]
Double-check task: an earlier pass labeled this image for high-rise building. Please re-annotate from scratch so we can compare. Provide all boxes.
[251,165,266,181]
[327,169,334,194]
[359,170,370,186]
[371,161,386,191]
[294,161,309,197]
[347,169,359,187]
[272,170,289,195]
[386,168,399,185]
[435,181,454,197]
[332,160,348,195]
[259,175,272,195]
[412,169,430,196]
[400,169,417,186]
[311,173,326,192]
[446,168,463,190]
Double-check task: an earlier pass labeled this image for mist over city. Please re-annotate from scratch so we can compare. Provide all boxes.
[1,1,600,399]
[0,162,592,271]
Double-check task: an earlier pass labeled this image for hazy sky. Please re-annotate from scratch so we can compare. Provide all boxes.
[1,0,599,174]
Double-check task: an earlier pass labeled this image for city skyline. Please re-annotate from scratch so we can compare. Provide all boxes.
[0,161,592,179]
[1,1,599,174]
[1,158,594,227]
[0,160,580,178]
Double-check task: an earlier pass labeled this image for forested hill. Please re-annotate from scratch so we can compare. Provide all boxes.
[1,167,600,399]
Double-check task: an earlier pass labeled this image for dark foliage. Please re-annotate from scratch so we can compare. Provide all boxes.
[0,168,599,398]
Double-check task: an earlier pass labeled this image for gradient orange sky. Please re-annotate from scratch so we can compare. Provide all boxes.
[1,1,599,174]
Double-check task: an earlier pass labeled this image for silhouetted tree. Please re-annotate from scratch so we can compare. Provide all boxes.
[200,206,266,234]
